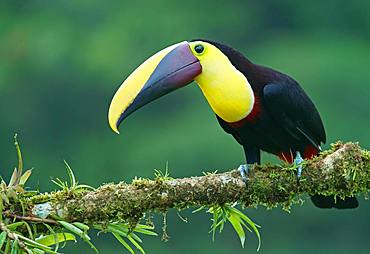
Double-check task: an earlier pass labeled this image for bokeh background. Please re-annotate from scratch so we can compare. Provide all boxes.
[1,0,370,253]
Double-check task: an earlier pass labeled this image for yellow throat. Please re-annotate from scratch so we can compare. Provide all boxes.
[189,41,255,123]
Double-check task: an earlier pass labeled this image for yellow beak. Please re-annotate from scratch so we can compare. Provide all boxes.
[108,41,202,134]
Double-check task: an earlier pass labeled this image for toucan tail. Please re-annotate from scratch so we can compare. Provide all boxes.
[311,195,359,209]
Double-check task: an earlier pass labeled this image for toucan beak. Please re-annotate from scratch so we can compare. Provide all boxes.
[108,41,202,133]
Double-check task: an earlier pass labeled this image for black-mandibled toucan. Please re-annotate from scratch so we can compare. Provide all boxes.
[108,40,358,209]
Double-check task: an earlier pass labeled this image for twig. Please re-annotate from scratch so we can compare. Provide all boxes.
[2,211,58,225]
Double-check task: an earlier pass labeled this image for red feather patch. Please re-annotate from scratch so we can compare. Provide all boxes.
[277,145,319,164]
[303,145,319,160]
[278,151,294,164]
[228,95,261,128]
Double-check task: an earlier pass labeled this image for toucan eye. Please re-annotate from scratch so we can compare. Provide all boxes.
[194,44,204,54]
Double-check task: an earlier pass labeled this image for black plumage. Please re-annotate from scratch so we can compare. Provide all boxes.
[204,40,357,209]
[208,40,325,164]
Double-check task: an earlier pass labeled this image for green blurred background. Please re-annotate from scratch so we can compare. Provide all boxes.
[1,0,370,253]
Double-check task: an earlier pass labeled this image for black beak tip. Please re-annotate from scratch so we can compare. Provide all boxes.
[116,113,126,130]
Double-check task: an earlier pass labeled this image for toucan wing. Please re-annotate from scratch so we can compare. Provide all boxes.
[263,81,326,149]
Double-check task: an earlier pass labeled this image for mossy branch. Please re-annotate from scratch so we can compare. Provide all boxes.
[24,141,369,224]
[1,140,370,253]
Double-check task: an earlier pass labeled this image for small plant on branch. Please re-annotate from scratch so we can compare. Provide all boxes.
[1,136,369,253]
[0,136,158,253]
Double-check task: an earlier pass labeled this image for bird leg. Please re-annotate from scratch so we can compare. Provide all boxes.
[240,147,260,184]
[294,151,304,180]
[238,164,250,183]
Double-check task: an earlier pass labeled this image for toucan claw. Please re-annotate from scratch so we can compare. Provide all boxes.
[294,151,304,180]
[238,164,250,184]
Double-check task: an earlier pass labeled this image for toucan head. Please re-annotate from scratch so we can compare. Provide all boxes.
[108,40,255,134]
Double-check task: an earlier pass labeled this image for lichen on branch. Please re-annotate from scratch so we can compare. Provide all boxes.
[26,142,369,224]
[1,140,370,253]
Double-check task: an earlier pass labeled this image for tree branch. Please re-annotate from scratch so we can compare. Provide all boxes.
[19,142,370,224]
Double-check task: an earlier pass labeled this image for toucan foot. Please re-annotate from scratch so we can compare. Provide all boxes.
[238,164,250,184]
[294,152,304,180]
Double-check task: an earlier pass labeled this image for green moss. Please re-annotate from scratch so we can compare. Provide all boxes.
[5,141,369,228]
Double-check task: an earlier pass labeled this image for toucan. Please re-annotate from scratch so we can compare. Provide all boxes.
[108,39,358,209]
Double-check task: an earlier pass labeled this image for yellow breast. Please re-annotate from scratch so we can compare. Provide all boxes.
[190,42,255,123]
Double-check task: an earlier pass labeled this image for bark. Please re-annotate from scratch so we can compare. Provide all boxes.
[23,142,370,224]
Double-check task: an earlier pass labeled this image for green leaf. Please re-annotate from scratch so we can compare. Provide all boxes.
[135,224,155,230]
[230,207,261,251]
[127,235,145,254]
[231,207,261,251]
[83,238,98,253]
[129,233,142,244]
[14,133,23,175]
[105,224,129,236]
[207,204,262,251]
[20,220,33,239]
[133,228,158,236]
[25,248,35,254]
[96,223,156,254]
[192,206,205,213]
[11,239,19,254]
[1,192,10,204]
[5,239,11,253]
[36,233,76,246]
[7,222,27,230]
[16,235,55,253]
[42,223,59,251]
[8,168,18,187]
[64,161,76,187]
[0,232,7,249]
[51,179,65,189]
[32,249,46,254]
[0,198,3,221]
[19,170,33,186]
[210,207,221,241]
[59,221,97,252]
[58,221,87,239]
[112,233,134,254]
[228,213,245,248]
[72,222,89,231]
